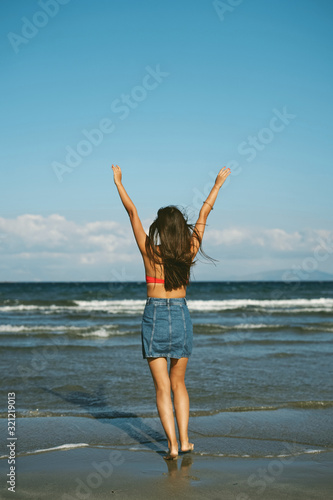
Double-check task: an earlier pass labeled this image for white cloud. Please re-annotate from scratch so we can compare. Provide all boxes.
[0,214,132,256]
[0,214,332,280]
[205,227,333,255]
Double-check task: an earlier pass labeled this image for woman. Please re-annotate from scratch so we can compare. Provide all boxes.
[112,164,231,459]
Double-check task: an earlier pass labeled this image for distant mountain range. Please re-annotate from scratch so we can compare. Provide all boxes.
[227,269,333,281]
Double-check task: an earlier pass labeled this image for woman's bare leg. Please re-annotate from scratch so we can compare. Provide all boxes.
[147,357,178,459]
[169,357,194,452]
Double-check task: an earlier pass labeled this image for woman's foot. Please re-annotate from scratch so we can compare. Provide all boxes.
[163,448,178,460]
[180,441,194,453]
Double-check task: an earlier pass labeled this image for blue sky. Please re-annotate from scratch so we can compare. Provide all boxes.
[1,0,332,281]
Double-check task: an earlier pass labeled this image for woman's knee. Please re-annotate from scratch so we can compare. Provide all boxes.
[170,377,186,393]
[155,379,171,394]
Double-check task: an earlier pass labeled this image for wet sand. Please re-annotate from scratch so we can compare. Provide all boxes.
[1,446,333,499]
[1,410,333,499]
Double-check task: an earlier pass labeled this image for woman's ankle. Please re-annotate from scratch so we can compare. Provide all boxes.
[168,440,179,450]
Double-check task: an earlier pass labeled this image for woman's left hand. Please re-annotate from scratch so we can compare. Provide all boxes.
[112,164,122,186]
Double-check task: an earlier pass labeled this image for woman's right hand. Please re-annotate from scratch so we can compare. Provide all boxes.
[215,166,231,188]
[112,164,122,186]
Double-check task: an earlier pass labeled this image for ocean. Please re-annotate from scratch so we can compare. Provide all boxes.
[1,281,333,460]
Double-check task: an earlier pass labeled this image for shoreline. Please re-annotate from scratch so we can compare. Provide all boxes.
[1,408,332,459]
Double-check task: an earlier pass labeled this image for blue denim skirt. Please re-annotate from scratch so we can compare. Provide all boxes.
[141,297,193,359]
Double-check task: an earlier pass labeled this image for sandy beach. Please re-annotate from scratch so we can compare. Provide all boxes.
[1,446,332,500]
[1,412,333,500]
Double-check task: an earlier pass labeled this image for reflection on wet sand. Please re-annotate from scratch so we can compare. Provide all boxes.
[163,454,200,487]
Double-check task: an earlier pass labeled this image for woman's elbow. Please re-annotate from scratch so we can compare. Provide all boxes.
[128,207,138,219]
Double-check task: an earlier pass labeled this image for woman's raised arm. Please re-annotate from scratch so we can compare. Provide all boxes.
[112,164,147,255]
[191,166,231,258]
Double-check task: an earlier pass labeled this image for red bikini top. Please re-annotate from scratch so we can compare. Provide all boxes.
[146,275,165,284]
[146,276,189,285]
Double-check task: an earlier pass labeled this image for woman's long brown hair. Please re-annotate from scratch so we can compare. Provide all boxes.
[145,206,215,291]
